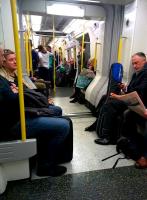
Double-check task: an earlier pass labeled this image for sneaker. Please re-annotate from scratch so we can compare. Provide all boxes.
[37,164,67,177]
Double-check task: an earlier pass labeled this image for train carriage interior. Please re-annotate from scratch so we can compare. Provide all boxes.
[1,0,147,199]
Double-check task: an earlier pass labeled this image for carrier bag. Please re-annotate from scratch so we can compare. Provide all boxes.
[24,88,48,108]
[76,75,93,89]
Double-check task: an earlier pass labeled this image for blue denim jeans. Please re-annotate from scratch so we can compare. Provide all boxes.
[10,116,70,165]
[48,104,62,116]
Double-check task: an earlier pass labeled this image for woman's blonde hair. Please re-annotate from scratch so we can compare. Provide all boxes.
[3,49,15,59]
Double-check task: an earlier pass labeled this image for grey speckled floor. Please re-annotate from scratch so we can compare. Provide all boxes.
[2,166,147,200]
[1,87,138,199]
[51,87,134,175]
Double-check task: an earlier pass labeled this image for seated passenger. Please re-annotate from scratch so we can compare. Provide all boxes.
[120,109,147,169]
[0,49,62,116]
[70,58,95,103]
[0,48,72,176]
[86,52,147,145]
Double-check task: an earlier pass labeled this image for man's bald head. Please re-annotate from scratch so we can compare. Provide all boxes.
[132,52,146,72]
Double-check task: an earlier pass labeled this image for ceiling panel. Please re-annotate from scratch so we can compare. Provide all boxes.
[47,0,134,5]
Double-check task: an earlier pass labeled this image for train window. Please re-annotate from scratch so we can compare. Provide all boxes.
[0,4,4,47]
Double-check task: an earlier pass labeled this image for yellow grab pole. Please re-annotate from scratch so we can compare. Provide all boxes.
[94,43,97,70]
[10,0,26,141]
[73,47,76,68]
[118,37,123,63]
[81,32,85,71]
[28,40,33,76]
[25,15,33,76]
[24,32,30,76]
[62,45,65,62]
[53,15,56,94]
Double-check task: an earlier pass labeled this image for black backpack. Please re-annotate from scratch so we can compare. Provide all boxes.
[95,63,124,143]
[102,136,143,168]
[116,137,142,161]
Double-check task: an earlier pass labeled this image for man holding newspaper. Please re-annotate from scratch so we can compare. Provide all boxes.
[94,52,147,146]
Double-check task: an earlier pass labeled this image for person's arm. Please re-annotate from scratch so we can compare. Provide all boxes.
[0,78,19,103]
[38,52,43,67]
[127,71,147,95]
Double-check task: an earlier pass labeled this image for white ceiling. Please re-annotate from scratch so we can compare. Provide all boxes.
[49,0,135,5]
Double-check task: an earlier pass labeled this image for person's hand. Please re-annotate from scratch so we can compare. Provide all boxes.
[48,98,54,105]
[10,83,18,93]
[144,109,147,119]
[31,77,37,81]
[118,83,126,90]
[110,93,121,99]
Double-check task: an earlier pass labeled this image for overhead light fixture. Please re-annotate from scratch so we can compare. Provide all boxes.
[31,15,42,31]
[47,3,84,17]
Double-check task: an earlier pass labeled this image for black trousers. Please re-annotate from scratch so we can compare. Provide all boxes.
[121,110,147,159]
[38,67,50,81]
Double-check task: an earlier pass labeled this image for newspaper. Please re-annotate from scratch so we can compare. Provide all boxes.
[112,91,146,117]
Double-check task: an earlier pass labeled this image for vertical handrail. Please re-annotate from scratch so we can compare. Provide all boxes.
[52,15,56,94]
[26,15,33,76]
[73,47,76,69]
[94,42,97,70]
[25,15,33,76]
[81,32,85,71]
[117,37,123,63]
[10,0,26,141]
[24,32,30,76]
[28,40,33,77]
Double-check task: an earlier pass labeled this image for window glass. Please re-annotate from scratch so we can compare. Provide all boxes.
[0,0,4,47]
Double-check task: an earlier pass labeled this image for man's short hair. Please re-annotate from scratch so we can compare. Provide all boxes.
[133,52,146,60]
[46,45,51,49]
[38,45,44,51]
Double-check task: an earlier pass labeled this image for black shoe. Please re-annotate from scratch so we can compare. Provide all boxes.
[94,138,111,145]
[85,123,96,132]
[70,93,76,99]
[70,98,77,103]
[37,164,67,177]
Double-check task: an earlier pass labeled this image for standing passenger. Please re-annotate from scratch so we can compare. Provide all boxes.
[38,45,50,81]
[46,45,54,88]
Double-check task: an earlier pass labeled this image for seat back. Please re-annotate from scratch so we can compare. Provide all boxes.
[106,62,123,97]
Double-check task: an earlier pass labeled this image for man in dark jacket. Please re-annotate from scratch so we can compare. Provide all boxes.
[93,52,147,145]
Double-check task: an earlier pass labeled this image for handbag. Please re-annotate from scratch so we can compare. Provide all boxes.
[24,88,48,108]
[76,75,93,89]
